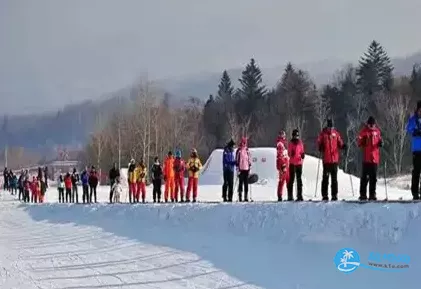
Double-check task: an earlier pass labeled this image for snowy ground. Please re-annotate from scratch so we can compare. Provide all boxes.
[0,191,420,289]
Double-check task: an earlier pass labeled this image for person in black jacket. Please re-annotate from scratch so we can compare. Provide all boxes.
[71,168,80,203]
[109,163,120,203]
[151,157,163,203]
[88,166,99,203]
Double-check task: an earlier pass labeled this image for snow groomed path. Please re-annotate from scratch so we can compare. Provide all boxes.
[0,192,420,289]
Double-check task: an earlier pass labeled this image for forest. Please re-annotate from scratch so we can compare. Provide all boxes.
[83,40,421,179]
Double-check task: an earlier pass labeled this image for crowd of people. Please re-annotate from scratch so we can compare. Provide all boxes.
[56,166,99,203]
[3,167,49,203]
[222,116,381,202]
[120,148,203,203]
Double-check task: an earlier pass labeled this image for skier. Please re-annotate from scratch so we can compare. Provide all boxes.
[89,166,99,203]
[64,173,72,203]
[127,159,136,203]
[44,166,49,187]
[57,174,65,203]
[11,173,18,195]
[151,156,163,203]
[163,151,175,202]
[222,139,236,202]
[111,177,123,203]
[174,150,186,202]
[186,148,202,202]
[235,137,251,202]
[133,163,141,203]
[71,168,79,203]
[287,129,305,201]
[317,118,346,201]
[39,178,46,203]
[137,159,147,203]
[276,134,289,201]
[23,176,30,203]
[357,116,382,201]
[108,163,120,203]
[18,171,24,200]
[406,100,421,200]
[81,168,89,203]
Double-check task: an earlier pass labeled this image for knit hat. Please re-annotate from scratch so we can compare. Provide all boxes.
[327,118,333,128]
[168,151,173,156]
[367,116,375,125]
[227,139,235,148]
[175,150,181,158]
[292,129,299,137]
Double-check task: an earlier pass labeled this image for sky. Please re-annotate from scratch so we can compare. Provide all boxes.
[1,0,421,115]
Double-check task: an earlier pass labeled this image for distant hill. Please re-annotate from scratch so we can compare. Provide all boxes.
[1,51,421,157]
[157,52,421,99]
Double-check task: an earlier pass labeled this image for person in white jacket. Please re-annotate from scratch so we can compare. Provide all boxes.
[111,177,123,203]
[57,174,65,203]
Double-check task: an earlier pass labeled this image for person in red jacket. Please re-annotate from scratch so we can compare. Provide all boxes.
[173,150,186,202]
[287,129,305,201]
[317,119,347,201]
[357,116,382,201]
[276,137,289,201]
[64,173,72,203]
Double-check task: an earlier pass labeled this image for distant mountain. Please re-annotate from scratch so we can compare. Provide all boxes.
[157,52,421,99]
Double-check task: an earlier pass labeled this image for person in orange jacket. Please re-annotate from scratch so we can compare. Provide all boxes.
[136,159,147,203]
[173,150,186,202]
[163,151,175,202]
[133,162,141,203]
[186,148,202,202]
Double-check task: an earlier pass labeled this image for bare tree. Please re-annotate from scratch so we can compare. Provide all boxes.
[344,92,368,172]
[376,92,410,174]
[313,88,331,131]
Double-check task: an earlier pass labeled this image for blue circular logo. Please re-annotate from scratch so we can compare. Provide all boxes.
[333,248,360,273]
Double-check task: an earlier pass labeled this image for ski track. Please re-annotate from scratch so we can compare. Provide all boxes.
[0,194,259,289]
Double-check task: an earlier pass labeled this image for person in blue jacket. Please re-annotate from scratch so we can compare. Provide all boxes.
[80,168,90,203]
[406,100,421,200]
[222,139,236,202]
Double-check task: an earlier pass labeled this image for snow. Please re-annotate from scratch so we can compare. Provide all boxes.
[0,192,420,288]
[0,147,418,288]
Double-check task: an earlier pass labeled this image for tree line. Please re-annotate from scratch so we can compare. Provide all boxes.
[83,40,421,179]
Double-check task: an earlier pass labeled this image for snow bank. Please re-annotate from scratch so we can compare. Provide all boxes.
[24,201,421,289]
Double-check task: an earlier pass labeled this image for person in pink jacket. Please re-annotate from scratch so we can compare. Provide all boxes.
[287,129,305,201]
[235,137,251,202]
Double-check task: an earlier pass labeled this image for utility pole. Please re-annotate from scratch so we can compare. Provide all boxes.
[4,145,7,168]
[118,95,122,170]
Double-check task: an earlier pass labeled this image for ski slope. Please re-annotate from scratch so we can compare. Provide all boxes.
[0,191,419,289]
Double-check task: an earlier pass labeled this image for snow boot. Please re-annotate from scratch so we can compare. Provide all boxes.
[278,196,282,202]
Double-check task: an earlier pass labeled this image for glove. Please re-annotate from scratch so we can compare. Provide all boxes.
[378,139,383,147]
[301,153,305,159]
[413,130,421,137]
[342,143,347,150]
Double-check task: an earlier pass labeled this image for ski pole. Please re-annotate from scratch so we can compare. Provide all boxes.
[349,173,355,197]
[314,154,321,197]
[384,160,388,200]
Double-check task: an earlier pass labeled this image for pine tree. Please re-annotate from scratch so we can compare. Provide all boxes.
[410,64,421,101]
[357,40,394,96]
[217,70,234,103]
[238,58,267,101]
